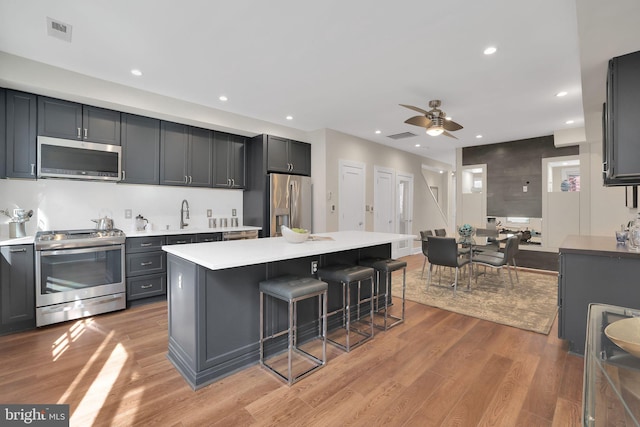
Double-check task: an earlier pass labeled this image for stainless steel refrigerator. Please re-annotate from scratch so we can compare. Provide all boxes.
[269,173,312,236]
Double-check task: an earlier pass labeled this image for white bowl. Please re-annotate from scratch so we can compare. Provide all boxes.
[281,225,310,243]
[605,317,640,358]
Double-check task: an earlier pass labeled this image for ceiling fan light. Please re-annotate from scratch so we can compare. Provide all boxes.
[426,126,444,136]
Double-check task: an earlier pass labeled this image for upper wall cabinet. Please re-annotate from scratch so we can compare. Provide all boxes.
[266,135,311,176]
[37,96,121,145]
[213,132,246,189]
[121,114,161,185]
[0,89,6,178]
[6,90,37,179]
[603,50,640,186]
[160,122,213,187]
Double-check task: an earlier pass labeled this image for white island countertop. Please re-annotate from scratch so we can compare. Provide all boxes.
[162,231,414,271]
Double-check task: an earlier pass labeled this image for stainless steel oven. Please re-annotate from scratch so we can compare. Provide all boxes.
[34,229,126,326]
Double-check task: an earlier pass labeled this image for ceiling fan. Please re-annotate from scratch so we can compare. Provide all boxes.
[400,100,463,138]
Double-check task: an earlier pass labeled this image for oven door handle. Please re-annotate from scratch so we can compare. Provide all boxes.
[39,245,123,257]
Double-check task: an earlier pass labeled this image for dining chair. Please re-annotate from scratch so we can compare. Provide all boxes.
[425,236,471,295]
[434,228,447,237]
[419,230,434,278]
[471,235,520,287]
[474,228,500,251]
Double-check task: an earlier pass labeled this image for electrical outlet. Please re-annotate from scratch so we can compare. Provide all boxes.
[311,261,318,274]
[232,209,237,217]
[124,209,132,219]
[207,209,212,217]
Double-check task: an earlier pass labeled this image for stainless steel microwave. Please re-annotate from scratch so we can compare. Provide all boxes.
[37,136,121,181]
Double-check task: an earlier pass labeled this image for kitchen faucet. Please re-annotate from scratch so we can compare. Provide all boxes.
[180,199,190,229]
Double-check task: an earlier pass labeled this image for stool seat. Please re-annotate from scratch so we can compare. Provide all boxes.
[359,258,407,273]
[260,275,328,300]
[316,264,374,283]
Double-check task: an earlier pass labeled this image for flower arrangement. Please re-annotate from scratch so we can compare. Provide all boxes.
[458,224,475,238]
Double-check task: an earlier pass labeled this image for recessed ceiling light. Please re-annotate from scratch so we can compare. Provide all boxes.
[375,130,381,134]
[439,170,444,174]
[483,46,497,55]
[130,69,142,77]
[415,144,421,147]
[219,95,228,102]
[565,120,575,124]
[476,135,483,139]
[286,116,293,120]
[556,91,568,97]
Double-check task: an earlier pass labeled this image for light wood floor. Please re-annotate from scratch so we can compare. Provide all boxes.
[0,254,583,426]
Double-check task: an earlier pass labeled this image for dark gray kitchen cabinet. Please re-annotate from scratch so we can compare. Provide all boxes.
[196,233,222,243]
[6,90,37,179]
[0,89,6,178]
[37,96,121,145]
[603,50,640,185]
[160,122,212,187]
[121,114,161,185]
[266,135,311,176]
[213,131,246,188]
[125,236,166,303]
[166,234,197,245]
[0,245,35,335]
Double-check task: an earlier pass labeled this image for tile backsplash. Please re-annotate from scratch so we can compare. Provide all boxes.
[0,179,243,238]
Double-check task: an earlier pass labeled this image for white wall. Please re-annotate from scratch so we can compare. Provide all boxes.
[323,129,452,236]
[0,179,242,238]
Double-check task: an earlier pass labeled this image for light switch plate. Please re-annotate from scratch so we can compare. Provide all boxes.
[232,209,237,217]
[207,209,212,217]
[124,209,132,219]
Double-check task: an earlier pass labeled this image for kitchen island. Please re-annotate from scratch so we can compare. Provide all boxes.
[559,235,640,354]
[162,231,412,389]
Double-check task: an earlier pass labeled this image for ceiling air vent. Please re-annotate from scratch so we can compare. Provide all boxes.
[386,132,417,140]
[46,17,72,42]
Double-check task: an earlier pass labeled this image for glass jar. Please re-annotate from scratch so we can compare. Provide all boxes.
[628,215,640,250]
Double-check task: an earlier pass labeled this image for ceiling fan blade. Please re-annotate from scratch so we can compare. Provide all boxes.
[442,130,458,139]
[399,104,429,115]
[404,115,432,128]
[443,120,463,131]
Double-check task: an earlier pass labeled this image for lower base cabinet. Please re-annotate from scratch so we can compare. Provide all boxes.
[0,245,35,335]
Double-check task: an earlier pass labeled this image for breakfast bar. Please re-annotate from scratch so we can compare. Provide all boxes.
[162,231,411,389]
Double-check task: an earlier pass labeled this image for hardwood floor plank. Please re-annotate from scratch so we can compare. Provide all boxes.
[0,254,583,427]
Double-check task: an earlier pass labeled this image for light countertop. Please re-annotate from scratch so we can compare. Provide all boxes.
[125,226,261,238]
[162,230,414,271]
[560,235,640,258]
[0,236,35,246]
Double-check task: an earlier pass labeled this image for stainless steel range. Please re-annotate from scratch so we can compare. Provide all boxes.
[34,229,126,326]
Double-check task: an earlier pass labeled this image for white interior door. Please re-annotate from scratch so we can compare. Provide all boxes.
[460,164,487,229]
[395,172,414,258]
[374,166,395,233]
[339,160,365,231]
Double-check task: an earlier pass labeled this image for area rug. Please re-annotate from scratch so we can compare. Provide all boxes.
[393,267,558,334]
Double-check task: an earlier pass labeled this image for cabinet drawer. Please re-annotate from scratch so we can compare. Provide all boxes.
[126,236,166,253]
[126,251,166,276]
[166,234,196,245]
[196,233,222,243]
[127,273,166,300]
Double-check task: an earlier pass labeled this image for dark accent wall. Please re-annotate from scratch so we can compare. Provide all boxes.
[462,135,579,217]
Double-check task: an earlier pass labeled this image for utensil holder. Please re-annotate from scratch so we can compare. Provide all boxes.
[9,222,26,238]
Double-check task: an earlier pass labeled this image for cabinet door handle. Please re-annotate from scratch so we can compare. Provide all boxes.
[31,164,35,176]
[122,170,126,180]
[140,242,153,247]
[184,176,188,184]
[84,128,88,139]
[189,176,193,184]
[140,261,153,266]
[231,178,235,187]
[10,248,27,253]
[174,240,187,244]
[140,284,154,289]
[77,128,81,138]
[602,162,608,173]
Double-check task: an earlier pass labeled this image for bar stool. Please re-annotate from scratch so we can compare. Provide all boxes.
[316,264,375,352]
[259,275,328,385]
[358,258,407,330]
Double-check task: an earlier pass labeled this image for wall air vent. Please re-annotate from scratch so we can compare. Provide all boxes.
[46,17,72,42]
[386,132,417,140]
